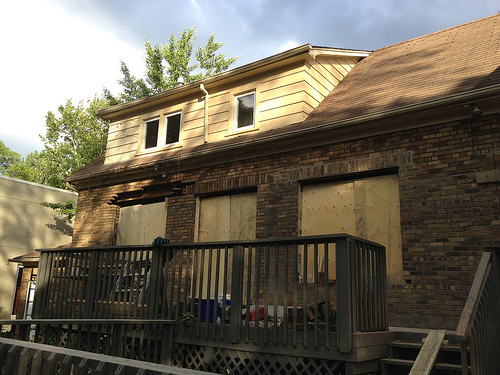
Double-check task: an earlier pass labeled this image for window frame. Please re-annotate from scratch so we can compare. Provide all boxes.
[233,91,256,131]
[163,111,182,146]
[141,111,182,151]
[143,117,161,150]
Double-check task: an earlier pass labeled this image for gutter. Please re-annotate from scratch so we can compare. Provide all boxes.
[68,84,500,184]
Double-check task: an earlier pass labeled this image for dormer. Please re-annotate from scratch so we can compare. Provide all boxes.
[98,44,370,165]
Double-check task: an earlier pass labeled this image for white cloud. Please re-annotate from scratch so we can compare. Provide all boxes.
[0,0,143,156]
[279,41,300,53]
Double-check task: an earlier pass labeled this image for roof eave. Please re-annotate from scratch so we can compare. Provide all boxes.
[97,44,370,121]
[70,84,500,186]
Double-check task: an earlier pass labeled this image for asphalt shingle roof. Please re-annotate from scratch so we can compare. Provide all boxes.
[68,14,500,183]
[303,13,500,126]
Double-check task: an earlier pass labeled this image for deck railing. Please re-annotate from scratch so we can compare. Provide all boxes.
[452,244,500,375]
[0,337,212,375]
[32,234,387,355]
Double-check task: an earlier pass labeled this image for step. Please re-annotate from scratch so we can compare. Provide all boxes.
[381,358,466,373]
[388,340,465,365]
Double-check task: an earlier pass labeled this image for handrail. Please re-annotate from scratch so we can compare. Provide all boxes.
[453,251,492,339]
[449,245,500,375]
[0,337,212,375]
[0,319,176,364]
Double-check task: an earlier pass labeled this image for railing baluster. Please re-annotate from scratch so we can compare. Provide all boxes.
[282,244,288,347]
[254,244,261,345]
[293,243,299,348]
[313,242,319,348]
[302,242,308,349]
[324,241,330,350]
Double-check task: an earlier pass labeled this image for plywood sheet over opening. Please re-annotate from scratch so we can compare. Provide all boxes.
[301,174,403,284]
[196,192,257,299]
[116,200,167,245]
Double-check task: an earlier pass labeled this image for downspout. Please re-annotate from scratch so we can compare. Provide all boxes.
[200,83,209,143]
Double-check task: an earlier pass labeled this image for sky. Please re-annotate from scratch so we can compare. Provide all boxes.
[1,0,499,157]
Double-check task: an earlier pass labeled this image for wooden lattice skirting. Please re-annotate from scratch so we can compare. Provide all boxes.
[172,343,344,375]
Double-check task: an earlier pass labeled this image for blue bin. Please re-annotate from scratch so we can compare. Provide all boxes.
[199,299,231,323]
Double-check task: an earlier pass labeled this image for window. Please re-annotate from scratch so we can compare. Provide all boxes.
[142,112,182,150]
[144,118,160,149]
[234,92,255,130]
[165,112,181,144]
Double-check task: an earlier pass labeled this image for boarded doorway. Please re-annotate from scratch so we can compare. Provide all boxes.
[196,192,257,299]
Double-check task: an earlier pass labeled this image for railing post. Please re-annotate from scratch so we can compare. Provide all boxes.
[336,237,353,353]
[32,251,51,319]
[230,245,245,343]
[83,250,99,319]
[147,248,163,319]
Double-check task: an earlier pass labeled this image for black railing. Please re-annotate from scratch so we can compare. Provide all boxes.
[32,234,387,354]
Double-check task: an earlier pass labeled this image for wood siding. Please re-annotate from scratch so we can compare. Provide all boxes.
[104,56,359,165]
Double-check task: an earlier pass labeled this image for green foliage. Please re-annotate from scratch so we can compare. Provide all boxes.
[7,96,110,190]
[0,140,21,174]
[7,150,47,183]
[106,26,239,103]
[41,200,76,222]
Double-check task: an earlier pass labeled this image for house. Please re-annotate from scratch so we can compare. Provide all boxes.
[29,14,500,374]
[0,175,77,322]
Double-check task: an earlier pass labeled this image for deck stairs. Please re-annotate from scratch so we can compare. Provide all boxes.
[381,328,470,375]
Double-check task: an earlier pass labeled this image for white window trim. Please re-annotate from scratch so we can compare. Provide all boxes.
[142,117,161,151]
[164,111,182,146]
[233,91,256,132]
[141,111,182,152]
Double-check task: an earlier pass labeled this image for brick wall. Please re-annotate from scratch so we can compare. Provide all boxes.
[72,114,500,329]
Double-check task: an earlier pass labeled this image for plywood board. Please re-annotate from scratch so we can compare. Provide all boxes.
[197,193,257,298]
[409,329,447,375]
[116,201,167,245]
[301,175,403,284]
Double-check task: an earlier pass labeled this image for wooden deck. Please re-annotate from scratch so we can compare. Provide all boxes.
[11,234,393,373]
[2,240,498,374]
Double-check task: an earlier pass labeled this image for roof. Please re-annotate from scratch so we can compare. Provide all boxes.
[68,14,500,185]
[304,13,500,126]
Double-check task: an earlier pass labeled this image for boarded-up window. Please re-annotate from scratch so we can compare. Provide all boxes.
[301,174,403,284]
[116,201,167,245]
[197,192,257,242]
[196,192,257,298]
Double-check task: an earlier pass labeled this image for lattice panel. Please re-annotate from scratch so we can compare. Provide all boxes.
[172,343,344,375]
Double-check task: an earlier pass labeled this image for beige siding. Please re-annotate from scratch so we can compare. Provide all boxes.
[104,55,361,165]
[0,176,77,320]
[105,119,141,164]
[301,175,403,284]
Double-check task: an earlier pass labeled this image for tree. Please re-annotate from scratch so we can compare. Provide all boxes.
[7,96,110,190]
[106,27,239,103]
[0,140,21,174]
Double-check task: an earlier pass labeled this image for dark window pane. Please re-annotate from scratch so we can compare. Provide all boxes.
[145,119,159,149]
[166,113,181,144]
[237,93,254,128]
